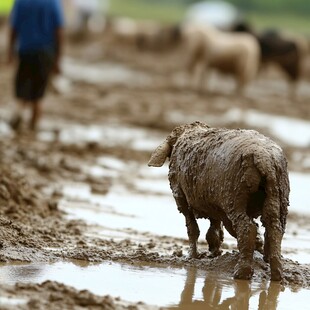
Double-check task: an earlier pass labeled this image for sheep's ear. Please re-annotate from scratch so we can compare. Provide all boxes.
[148,141,171,167]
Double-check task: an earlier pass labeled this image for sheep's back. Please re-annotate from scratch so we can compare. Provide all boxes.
[168,127,286,213]
[209,33,260,79]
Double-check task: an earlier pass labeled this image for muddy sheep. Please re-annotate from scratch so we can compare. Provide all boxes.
[148,121,289,281]
[180,23,261,94]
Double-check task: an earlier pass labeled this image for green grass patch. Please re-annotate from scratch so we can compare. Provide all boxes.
[109,0,186,23]
[247,12,310,34]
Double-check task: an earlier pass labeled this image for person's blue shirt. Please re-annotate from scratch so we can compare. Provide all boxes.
[10,0,64,53]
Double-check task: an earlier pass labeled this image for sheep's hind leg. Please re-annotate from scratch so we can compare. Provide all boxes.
[261,187,284,281]
[206,219,224,257]
[174,195,200,259]
[230,188,257,280]
[232,213,257,280]
[222,218,263,253]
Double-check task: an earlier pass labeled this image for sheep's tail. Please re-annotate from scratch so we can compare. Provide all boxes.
[253,153,290,232]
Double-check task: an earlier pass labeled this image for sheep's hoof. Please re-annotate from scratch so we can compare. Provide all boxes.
[188,249,198,259]
[197,251,208,259]
[208,249,222,258]
[188,251,207,259]
[233,263,253,280]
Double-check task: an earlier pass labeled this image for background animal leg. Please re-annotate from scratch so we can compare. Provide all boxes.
[235,77,245,97]
[194,63,207,93]
[206,219,224,257]
[289,80,298,101]
[185,53,199,90]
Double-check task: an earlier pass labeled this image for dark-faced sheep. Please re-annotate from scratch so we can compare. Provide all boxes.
[252,30,307,99]
[233,23,309,98]
[148,121,289,281]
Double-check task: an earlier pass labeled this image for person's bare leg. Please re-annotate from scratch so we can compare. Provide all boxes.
[10,100,26,130]
[30,100,41,131]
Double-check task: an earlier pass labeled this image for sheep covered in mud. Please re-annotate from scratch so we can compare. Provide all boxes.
[181,23,261,94]
[148,121,289,281]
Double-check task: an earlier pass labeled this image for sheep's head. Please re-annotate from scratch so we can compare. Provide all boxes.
[148,121,209,167]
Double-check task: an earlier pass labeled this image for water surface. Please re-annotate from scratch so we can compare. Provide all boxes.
[0,261,308,309]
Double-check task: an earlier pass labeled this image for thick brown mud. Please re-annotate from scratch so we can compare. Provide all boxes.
[0,27,310,308]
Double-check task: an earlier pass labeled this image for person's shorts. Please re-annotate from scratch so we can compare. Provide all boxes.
[15,49,54,102]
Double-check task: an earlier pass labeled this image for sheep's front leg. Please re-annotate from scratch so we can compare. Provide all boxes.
[174,195,200,259]
[206,219,224,257]
[185,209,200,259]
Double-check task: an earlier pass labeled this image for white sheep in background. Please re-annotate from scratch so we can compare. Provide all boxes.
[104,17,161,49]
[180,23,261,94]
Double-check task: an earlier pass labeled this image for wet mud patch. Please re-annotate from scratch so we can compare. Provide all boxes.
[1,160,309,289]
[0,281,159,310]
[0,134,309,293]
[0,167,87,262]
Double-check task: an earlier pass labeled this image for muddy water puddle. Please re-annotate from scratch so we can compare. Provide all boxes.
[38,122,163,151]
[63,58,153,86]
[38,108,310,149]
[0,261,309,309]
[0,296,27,307]
[170,107,310,148]
[58,162,310,260]
[59,184,188,240]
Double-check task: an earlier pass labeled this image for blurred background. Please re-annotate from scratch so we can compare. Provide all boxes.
[107,0,310,34]
[1,0,310,33]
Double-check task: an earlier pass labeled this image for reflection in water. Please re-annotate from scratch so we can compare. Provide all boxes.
[258,283,283,310]
[169,267,283,310]
[0,261,306,309]
[0,263,44,284]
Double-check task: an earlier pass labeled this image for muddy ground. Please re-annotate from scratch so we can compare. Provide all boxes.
[0,29,310,309]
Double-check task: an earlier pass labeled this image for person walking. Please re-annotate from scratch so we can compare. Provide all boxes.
[7,0,64,131]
